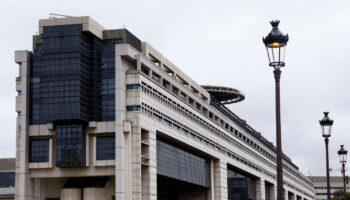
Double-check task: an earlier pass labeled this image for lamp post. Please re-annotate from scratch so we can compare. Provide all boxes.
[263,20,289,200]
[319,112,334,200]
[338,145,348,200]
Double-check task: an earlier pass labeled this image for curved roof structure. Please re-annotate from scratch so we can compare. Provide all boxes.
[201,85,245,104]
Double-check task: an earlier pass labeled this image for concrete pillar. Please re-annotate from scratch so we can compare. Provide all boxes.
[270,184,277,200]
[213,159,227,200]
[61,188,81,200]
[131,126,141,200]
[284,189,288,200]
[34,179,40,200]
[290,192,296,200]
[207,160,214,200]
[256,178,266,200]
[115,46,127,200]
[131,127,142,200]
[136,54,141,70]
[83,188,107,200]
[141,130,157,200]
[15,51,34,200]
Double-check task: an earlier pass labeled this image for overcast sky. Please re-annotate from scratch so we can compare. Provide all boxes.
[1,0,350,176]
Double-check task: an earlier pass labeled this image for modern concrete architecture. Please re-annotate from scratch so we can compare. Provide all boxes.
[0,158,15,199]
[308,176,349,200]
[14,15,315,200]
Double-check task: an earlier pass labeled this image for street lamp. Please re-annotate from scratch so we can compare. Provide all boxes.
[263,20,289,200]
[338,145,348,200]
[319,112,334,200]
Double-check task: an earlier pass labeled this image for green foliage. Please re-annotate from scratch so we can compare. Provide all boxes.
[331,190,350,200]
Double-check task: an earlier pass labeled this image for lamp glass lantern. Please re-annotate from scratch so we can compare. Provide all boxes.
[263,20,289,68]
[338,145,348,164]
[319,112,334,137]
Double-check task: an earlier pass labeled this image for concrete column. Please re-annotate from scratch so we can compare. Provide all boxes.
[141,130,157,200]
[61,188,81,200]
[284,190,288,200]
[136,54,141,70]
[115,46,127,200]
[83,188,107,200]
[290,192,296,200]
[34,179,40,200]
[207,160,214,200]
[15,51,34,200]
[270,184,277,200]
[256,178,266,200]
[213,159,227,200]
[132,127,141,200]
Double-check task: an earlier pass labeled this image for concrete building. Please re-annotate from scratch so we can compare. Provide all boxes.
[14,15,315,200]
[0,158,15,199]
[308,176,349,200]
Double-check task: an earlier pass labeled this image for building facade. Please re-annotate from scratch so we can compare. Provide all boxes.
[14,16,315,200]
[309,176,349,200]
[0,158,15,200]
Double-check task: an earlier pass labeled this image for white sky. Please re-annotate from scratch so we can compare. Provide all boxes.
[1,0,350,176]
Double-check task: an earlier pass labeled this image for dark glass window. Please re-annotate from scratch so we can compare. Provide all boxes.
[126,84,140,90]
[127,105,140,112]
[0,172,15,188]
[157,138,211,188]
[102,79,115,95]
[56,124,86,168]
[227,167,256,200]
[100,39,118,121]
[96,136,115,160]
[29,139,49,162]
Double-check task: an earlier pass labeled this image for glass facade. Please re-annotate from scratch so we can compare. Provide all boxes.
[29,139,49,162]
[227,167,256,200]
[0,172,15,188]
[28,25,141,168]
[157,138,211,188]
[56,124,86,167]
[29,26,131,124]
[100,39,122,121]
[96,136,115,160]
[30,25,102,123]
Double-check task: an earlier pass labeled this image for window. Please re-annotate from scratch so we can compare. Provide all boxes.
[162,79,171,89]
[126,84,140,90]
[96,136,115,160]
[0,172,15,188]
[102,79,115,95]
[56,124,86,168]
[30,139,49,162]
[127,105,140,112]
[100,39,117,122]
[171,86,179,95]
[17,91,22,96]
[17,111,21,117]
[141,65,150,75]
[157,138,210,188]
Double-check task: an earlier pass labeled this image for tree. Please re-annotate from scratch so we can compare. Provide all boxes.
[331,190,350,200]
